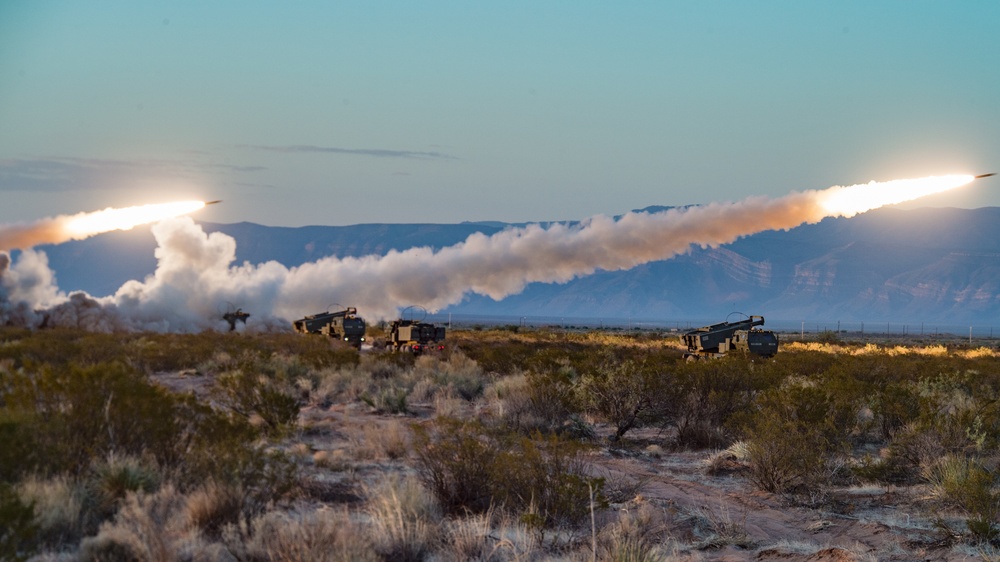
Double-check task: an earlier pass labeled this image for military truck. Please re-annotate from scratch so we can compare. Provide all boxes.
[293,307,366,348]
[680,315,778,360]
[387,319,445,354]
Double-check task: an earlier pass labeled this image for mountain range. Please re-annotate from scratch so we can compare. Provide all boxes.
[30,206,1000,328]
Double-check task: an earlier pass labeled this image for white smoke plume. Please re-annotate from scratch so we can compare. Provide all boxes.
[0,174,976,332]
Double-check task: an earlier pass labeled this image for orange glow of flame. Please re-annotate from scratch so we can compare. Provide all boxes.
[817,174,975,217]
[64,201,207,237]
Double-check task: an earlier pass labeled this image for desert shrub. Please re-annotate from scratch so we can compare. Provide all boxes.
[672,356,780,449]
[522,362,582,432]
[770,349,836,378]
[0,483,38,562]
[83,454,160,530]
[124,332,360,374]
[0,410,36,484]
[741,408,829,495]
[913,369,1000,452]
[850,454,913,485]
[361,385,410,414]
[125,332,236,373]
[734,370,866,488]
[484,373,551,435]
[0,354,297,524]
[459,339,593,378]
[577,353,671,442]
[411,419,496,515]
[878,369,1000,479]
[458,341,538,376]
[923,455,999,540]
[214,369,302,435]
[0,329,128,368]
[411,418,601,528]
[259,333,361,370]
[212,449,299,524]
[432,387,465,418]
[411,352,485,401]
[365,359,406,381]
[0,362,183,478]
[869,382,921,442]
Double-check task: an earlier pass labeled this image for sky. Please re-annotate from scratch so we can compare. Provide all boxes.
[2,1,999,228]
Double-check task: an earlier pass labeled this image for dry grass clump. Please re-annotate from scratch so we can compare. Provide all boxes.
[596,502,672,562]
[574,331,663,349]
[17,475,84,547]
[432,386,466,418]
[312,364,380,405]
[704,441,750,475]
[222,509,379,562]
[184,479,245,538]
[312,449,353,472]
[684,500,753,550]
[958,346,998,359]
[785,341,846,354]
[344,419,410,461]
[910,344,950,356]
[77,484,186,562]
[365,473,441,562]
[436,508,548,562]
[482,373,547,433]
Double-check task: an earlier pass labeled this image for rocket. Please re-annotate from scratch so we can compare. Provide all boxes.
[974,173,996,179]
[205,200,223,205]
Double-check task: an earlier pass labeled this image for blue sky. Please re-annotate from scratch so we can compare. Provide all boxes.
[2,1,999,227]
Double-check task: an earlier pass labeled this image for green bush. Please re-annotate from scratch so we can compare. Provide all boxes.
[673,356,779,449]
[522,362,582,433]
[360,386,410,414]
[214,369,302,435]
[577,353,670,442]
[0,362,183,477]
[742,408,828,495]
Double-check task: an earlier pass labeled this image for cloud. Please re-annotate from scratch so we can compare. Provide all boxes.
[241,144,457,160]
[0,156,266,192]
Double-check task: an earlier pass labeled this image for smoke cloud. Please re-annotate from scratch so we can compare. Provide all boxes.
[0,174,976,332]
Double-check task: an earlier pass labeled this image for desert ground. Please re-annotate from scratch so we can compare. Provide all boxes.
[3,326,1000,561]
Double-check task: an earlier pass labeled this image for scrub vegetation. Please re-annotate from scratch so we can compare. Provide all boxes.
[2,326,1000,560]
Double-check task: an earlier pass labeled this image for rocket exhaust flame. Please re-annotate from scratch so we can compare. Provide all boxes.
[0,173,985,332]
[816,174,974,217]
[0,200,207,251]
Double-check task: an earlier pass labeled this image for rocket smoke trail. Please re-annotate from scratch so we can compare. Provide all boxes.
[0,174,978,332]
